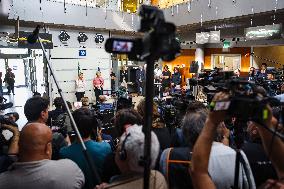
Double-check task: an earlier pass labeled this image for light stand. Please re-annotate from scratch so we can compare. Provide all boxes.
[35,35,101,188]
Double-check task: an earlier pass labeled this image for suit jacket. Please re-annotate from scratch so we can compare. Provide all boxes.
[136,69,145,83]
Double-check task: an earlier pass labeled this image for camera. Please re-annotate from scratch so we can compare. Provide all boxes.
[105,5,180,62]
[156,93,192,129]
[209,79,281,123]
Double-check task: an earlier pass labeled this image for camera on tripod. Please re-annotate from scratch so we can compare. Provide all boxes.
[105,5,180,62]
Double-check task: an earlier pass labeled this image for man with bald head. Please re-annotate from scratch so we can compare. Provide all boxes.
[0,123,85,189]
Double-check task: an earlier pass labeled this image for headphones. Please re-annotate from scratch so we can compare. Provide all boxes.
[119,133,131,160]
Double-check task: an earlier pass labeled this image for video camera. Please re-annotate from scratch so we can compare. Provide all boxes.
[209,79,281,123]
[156,93,193,129]
[105,5,180,62]
[0,113,18,153]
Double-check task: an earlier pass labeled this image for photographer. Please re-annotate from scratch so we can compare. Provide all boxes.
[191,92,284,189]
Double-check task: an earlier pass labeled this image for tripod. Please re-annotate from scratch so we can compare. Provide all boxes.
[232,119,252,189]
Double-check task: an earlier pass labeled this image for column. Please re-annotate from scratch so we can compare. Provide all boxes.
[195,45,204,72]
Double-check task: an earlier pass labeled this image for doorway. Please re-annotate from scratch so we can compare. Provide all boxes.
[212,54,241,71]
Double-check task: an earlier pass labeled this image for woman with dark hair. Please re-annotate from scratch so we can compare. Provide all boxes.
[136,99,171,151]
[47,97,64,126]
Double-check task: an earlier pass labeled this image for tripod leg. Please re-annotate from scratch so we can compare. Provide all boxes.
[233,149,241,189]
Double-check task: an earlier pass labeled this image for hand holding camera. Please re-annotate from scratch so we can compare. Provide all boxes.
[208,92,230,125]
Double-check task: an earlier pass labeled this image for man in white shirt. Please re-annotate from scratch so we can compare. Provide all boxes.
[154,64,162,97]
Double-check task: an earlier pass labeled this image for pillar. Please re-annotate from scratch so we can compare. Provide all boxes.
[195,46,204,72]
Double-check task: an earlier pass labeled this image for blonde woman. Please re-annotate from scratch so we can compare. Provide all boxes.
[75,72,86,102]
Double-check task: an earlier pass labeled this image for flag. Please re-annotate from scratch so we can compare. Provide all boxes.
[78,62,81,76]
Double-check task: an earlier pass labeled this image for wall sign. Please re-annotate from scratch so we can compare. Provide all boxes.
[79,50,86,56]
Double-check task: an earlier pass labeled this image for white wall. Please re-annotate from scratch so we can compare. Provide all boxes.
[49,30,111,104]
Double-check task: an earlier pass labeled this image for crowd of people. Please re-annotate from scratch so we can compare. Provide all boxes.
[0,63,283,189]
[0,85,283,189]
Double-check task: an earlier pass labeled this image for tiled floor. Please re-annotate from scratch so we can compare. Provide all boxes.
[1,87,33,130]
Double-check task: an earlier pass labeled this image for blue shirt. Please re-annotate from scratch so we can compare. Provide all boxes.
[60,140,111,189]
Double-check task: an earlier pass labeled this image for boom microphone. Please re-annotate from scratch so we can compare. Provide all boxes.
[27,25,40,44]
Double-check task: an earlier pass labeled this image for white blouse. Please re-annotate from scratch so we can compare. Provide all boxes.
[75,79,86,92]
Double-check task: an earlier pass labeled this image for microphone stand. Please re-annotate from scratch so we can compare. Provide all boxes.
[36,36,101,187]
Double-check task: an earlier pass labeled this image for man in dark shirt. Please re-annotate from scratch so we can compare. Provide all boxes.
[47,97,64,126]
[161,65,171,97]
[110,69,116,94]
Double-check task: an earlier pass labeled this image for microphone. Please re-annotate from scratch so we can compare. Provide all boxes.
[27,25,40,44]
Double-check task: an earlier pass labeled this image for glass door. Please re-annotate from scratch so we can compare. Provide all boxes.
[212,54,241,71]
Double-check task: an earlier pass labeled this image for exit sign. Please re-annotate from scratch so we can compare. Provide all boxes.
[223,41,230,48]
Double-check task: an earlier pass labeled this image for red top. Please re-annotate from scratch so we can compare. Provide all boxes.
[93,77,104,88]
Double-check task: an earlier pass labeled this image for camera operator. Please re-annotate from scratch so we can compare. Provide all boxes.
[191,92,284,189]
[160,65,171,97]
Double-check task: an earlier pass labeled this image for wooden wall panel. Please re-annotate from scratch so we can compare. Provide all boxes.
[162,49,195,86]
[254,46,284,69]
